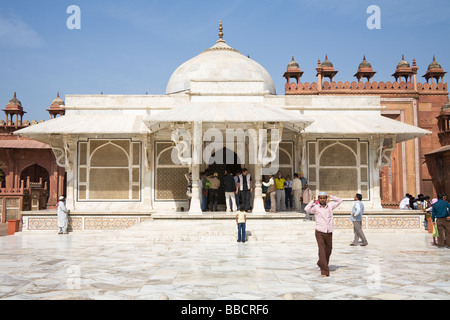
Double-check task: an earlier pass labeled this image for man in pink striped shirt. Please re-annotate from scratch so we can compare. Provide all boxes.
[305,192,342,277]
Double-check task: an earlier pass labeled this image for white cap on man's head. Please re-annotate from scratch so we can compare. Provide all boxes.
[59,196,65,200]
[318,192,327,196]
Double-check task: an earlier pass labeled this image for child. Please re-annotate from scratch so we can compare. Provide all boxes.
[236,211,247,242]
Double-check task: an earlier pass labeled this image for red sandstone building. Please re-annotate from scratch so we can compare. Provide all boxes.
[0,93,66,222]
[284,55,449,206]
[425,100,450,195]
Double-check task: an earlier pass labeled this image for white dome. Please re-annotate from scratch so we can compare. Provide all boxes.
[166,41,276,95]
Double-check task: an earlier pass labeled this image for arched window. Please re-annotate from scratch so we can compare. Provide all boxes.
[307,139,369,199]
[154,142,189,201]
[278,142,294,179]
[78,139,140,201]
[263,142,294,178]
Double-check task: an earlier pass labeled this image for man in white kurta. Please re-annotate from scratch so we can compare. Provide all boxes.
[292,173,303,212]
[57,196,70,234]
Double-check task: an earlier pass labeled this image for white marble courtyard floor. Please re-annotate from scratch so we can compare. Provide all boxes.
[0,218,448,300]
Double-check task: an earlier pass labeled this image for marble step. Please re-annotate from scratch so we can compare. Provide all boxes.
[118,218,317,242]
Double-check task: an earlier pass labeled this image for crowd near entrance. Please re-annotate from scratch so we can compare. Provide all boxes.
[206,148,241,206]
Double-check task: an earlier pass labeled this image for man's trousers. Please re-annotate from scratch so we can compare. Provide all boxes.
[315,230,333,276]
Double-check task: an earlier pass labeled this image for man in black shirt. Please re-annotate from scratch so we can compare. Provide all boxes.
[237,168,253,213]
[224,171,237,212]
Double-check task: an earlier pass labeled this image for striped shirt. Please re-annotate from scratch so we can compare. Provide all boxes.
[304,195,342,233]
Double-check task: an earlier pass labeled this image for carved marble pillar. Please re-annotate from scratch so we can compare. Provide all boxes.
[370,145,383,209]
[369,135,396,210]
[254,125,283,213]
[189,121,202,214]
[50,134,75,210]
[297,133,307,175]
[142,134,153,210]
[250,125,265,214]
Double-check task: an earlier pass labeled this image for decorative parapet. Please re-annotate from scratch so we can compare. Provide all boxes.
[0,177,46,195]
[333,214,422,229]
[0,179,28,195]
[285,80,448,95]
[0,119,45,134]
[21,213,144,231]
[0,187,29,195]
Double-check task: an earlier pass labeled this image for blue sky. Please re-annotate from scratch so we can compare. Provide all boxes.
[0,0,449,121]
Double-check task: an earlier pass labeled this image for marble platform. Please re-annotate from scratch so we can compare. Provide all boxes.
[0,217,448,300]
[20,208,426,232]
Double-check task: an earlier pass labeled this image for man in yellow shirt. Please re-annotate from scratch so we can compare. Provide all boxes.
[275,171,286,212]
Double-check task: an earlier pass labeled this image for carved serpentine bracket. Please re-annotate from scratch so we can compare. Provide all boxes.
[142,134,153,171]
[170,124,192,165]
[50,135,75,171]
[376,135,397,169]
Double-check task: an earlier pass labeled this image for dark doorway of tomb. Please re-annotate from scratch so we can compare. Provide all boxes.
[206,148,241,205]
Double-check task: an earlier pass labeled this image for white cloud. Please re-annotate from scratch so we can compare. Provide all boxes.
[0,13,44,48]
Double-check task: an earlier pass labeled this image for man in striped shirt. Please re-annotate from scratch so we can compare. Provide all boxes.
[305,192,342,277]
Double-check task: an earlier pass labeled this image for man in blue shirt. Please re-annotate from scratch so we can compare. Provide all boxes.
[431,193,450,248]
[350,193,368,246]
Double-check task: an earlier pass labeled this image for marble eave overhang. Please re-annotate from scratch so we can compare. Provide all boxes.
[14,114,150,144]
[14,103,431,145]
[300,112,431,143]
[144,101,314,133]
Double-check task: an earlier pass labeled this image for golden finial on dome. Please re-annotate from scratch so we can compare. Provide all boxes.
[217,20,225,43]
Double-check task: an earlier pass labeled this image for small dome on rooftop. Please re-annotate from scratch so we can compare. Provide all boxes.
[321,55,333,68]
[441,100,450,112]
[428,56,442,70]
[287,56,300,69]
[358,55,372,69]
[397,55,410,68]
[51,93,65,106]
[7,92,21,107]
